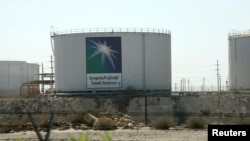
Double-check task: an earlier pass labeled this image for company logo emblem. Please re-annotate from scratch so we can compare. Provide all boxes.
[86,37,121,73]
[88,39,118,70]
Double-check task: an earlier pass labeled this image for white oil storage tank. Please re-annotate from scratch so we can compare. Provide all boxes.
[0,61,39,96]
[51,28,171,93]
[228,30,250,91]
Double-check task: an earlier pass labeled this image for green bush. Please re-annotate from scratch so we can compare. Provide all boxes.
[70,133,89,141]
[70,132,112,141]
[98,132,112,141]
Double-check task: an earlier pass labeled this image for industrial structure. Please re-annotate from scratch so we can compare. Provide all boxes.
[228,29,250,91]
[51,28,171,93]
[0,61,39,96]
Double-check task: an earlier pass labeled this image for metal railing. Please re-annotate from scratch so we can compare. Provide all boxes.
[51,27,171,36]
[228,29,250,39]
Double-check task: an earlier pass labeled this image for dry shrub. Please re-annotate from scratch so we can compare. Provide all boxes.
[185,117,207,129]
[68,114,85,125]
[149,117,175,130]
[228,117,250,125]
[34,113,85,129]
[0,114,34,133]
[93,117,117,130]
[0,125,12,133]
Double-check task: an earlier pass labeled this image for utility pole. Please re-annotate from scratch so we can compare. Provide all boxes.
[226,81,229,91]
[219,75,222,91]
[188,79,190,91]
[216,60,220,91]
[175,83,177,91]
[185,78,187,91]
[180,79,183,91]
[41,63,44,93]
[203,77,205,91]
[183,78,186,91]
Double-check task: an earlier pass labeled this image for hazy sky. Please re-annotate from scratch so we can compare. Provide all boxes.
[1,0,250,91]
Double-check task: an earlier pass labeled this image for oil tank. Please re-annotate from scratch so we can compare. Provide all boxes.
[228,30,250,91]
[0,61,39,96]
[51,28,171,92]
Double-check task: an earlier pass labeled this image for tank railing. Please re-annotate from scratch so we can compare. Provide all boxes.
[51,28,171,35]
[228,29,250,38]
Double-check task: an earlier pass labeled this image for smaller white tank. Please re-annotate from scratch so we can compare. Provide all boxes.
[228,30,250,91]
[0,61,39,96]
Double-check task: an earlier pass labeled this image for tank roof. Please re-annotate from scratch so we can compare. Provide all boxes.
[0,61,39,65]
[228,29,250,39]
[50,27,171,36]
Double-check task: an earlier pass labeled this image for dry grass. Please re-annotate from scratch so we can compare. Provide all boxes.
[185,117,207,129]
[0,114,33,133]
[228,117,250,125]
[0,125,13,133]
[149,117,175,130]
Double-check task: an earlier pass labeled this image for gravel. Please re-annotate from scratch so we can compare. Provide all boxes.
[0,128,207,141]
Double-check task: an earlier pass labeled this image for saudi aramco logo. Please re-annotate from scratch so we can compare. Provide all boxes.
[86,37,122,74]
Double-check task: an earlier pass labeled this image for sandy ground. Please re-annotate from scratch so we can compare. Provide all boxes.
[0,128,207,141]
